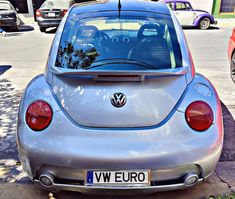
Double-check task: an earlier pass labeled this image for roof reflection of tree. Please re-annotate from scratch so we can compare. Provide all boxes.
[56,42,100,70]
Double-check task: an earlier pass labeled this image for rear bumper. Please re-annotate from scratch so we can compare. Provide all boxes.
[0,18,17,27]
[36,17,62,28]
[33,177,205,194]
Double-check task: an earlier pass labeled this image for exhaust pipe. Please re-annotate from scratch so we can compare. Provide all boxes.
[39,172,55,187]
[184,173,199,186]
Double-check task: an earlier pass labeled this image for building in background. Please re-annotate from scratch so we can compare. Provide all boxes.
[6,0,235,19]
[212,0,235,18]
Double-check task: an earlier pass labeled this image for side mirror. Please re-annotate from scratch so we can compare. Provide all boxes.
[16,8,19,12]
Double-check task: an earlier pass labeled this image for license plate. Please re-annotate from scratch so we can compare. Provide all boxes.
[86,170,150,187]
[47,13,55,17]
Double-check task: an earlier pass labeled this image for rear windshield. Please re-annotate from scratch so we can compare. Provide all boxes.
[41,0,70,9]
[0,2,11,10]
[55,14,183,70]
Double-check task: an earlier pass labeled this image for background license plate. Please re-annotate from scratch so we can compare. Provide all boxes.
[48,13,55,17]
[86,170,150,186]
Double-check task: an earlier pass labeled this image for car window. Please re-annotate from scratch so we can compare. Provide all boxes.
[55,14,183,71]
[0,2,11,10]
[175,2,187,10]
[41,0,70,9]
[185,3,192,10]
[166,3,174,10]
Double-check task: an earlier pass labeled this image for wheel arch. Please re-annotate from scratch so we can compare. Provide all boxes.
[193,14,213,27]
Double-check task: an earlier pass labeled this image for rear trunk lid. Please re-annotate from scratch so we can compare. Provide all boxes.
[50,68,188,128]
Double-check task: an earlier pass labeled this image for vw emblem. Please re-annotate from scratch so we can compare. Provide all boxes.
[111,92,127,108]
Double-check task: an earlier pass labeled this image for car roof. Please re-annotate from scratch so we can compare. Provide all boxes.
[71,0,170,15]
[0,0,11,3]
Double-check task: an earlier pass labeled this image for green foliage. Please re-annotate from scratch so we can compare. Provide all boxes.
[209,193,235,199]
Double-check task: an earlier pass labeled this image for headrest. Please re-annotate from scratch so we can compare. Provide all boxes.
[76,25,99,39]
[137,24,164,40]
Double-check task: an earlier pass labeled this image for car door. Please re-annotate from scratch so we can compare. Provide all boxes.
[174,2,194,26]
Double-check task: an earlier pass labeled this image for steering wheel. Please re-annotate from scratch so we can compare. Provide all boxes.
[99,31,110,41]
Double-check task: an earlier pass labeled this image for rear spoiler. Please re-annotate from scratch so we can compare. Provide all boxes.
[50,67,189,81]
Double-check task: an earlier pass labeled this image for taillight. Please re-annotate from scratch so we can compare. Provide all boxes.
[185,101,213,131]
[26,100,52,131]
[36,9,41,17]
[61,9,67,16]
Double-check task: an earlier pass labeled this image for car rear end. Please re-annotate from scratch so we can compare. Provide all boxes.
[228,28,235,81]
[0,1,19,30]
[36,0,72,32]
[17,1,223,193]
[228,28,235,60]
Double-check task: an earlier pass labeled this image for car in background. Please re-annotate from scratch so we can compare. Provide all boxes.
[36,0,75,32]
[228,28,235,82]
[163,0,217,29]
[17,0,223,193]
[0,0,20,31]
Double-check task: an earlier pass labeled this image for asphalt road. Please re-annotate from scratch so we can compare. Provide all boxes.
[0,25,235,198]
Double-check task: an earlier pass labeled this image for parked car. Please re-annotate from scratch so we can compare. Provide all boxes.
[0,0,20,31]
[17,0,223,193]
[36,0,75,32]
[228,28,235,82]
[163,0,217,29]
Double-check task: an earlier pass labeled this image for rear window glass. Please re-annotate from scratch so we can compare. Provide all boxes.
[41,0,70,9]
[55,14,183,71]
[0,2,11,10]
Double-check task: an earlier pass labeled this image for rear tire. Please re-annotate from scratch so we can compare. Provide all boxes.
[230,52,235,83]
[39,27,46,32]
[199,17,210,30]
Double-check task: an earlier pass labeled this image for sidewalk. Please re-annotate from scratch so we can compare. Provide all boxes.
[18,14,35,25]
[216,18,235,28]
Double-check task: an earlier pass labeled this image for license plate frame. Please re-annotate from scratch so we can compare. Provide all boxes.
[85,170,151,187]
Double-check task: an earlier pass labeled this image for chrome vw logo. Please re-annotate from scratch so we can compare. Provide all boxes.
[111,92,127,108]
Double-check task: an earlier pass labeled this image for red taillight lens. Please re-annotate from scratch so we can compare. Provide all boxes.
[26,100,52,131]
[36,9,41,17]
[185,101,213,131]
[61,9,67,16]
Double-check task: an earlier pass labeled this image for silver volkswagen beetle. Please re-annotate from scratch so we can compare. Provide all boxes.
[17,0,223,194]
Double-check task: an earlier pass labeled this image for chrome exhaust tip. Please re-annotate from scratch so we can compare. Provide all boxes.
[39,172,55,187]
[184,173,199,186]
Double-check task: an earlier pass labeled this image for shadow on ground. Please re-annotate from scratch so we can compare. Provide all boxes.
[182,26,219,30]
[0,65,12,75]
[45,27,57,34]
[220,102,235,161]
[0,79,29,184]
[19,25,34,32]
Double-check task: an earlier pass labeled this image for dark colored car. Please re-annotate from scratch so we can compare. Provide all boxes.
[0,0,20,31]
[228,28,235,82]
[36,0,75,32]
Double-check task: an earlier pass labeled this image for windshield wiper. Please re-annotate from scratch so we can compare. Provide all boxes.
[87,58,156,70]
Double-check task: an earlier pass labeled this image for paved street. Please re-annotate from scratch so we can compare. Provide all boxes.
[0,25,235,198]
